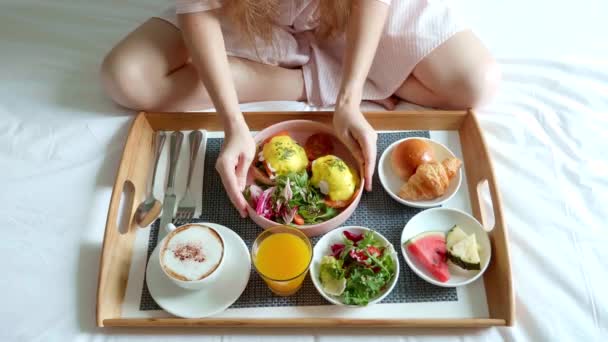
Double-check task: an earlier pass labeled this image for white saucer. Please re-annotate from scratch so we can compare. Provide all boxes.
[145,222,250,318]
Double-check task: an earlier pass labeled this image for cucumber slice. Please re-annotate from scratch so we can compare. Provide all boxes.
[321,273,346,296]
[319,256,346,296]
[447,234,481,270]
[446,225,468,249]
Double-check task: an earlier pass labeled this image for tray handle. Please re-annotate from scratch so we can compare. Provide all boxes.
[459,111,514,326]
[476,178,497,232]
[96,113,154,327]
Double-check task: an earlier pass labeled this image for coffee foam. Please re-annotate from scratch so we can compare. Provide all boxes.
[161,225,224,281]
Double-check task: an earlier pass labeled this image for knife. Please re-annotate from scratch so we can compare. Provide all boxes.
[159,131,184,237]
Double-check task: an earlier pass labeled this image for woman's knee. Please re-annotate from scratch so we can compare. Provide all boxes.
[100,50,152,110]
[438,55,501,110]
[100,37,178,110]
[414,30,501,109]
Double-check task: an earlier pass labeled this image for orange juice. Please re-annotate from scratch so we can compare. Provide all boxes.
[253,229,312,296]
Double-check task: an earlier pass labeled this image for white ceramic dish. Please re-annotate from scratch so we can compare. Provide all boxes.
[159,223,226,290]
[145,222,250,318]
[310,226,399,306]
[400,208,491,287]
[378,137,462,208]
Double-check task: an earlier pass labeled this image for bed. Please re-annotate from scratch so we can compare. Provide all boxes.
[1,0,606,340]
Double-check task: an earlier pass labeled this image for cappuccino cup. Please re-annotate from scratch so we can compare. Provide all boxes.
[159,223,225,290]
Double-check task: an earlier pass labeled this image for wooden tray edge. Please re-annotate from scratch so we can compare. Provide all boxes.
[144,110,468,131]
[95,110,514,328]
[96,112,155,327]
[459,110,514,326]
[103,317,506,328]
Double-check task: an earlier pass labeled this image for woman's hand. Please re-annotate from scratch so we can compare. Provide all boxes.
[181,12,255,216]
[333,105,377,191]
[216,117,256,217]
[331,0,388,192]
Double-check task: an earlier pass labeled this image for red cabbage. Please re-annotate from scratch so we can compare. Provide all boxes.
[343,230,364,244]
[330,243,345,258]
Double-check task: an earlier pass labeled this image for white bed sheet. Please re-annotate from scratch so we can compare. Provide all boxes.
[1,0,607,341]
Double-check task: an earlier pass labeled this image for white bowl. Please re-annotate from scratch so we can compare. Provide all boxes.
[400,208,491,287]
[378,137,462,208]
[310,226,400,306]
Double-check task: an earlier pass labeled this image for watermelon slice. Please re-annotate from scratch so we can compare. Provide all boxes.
[406,231,450,282]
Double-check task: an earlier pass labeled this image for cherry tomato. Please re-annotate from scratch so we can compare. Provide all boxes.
[324,198,349,209]
[293,213,305,225]
[304,133,334,160]
[324,187,361,208]
[349,246,381,265]
[367,246,381,257]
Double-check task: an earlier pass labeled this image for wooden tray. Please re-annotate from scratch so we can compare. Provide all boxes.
[96,110,514,328]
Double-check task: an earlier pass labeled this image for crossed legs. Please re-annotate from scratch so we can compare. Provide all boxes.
[101,19,499,112]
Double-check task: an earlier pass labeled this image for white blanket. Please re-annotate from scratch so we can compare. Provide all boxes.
[1,0,607,340]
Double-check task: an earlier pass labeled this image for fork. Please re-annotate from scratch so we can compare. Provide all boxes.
[175,130,203,224]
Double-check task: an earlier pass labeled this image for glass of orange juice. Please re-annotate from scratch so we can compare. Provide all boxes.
[252,225,312,296]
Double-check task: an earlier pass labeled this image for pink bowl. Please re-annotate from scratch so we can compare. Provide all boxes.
[245,120,364,237]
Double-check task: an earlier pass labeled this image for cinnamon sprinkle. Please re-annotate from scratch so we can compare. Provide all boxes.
[173,244,205,262]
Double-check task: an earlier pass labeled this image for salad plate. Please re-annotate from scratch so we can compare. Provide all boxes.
[310,226,399,306]
[244,120,364,237]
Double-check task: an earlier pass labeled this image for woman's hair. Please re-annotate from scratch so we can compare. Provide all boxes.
[223,0,351,46]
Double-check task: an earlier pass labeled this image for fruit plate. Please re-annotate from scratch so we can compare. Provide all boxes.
[96,110,513,328]
[401,208,492,287]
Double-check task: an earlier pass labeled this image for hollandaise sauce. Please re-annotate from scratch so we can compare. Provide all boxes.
[262,136,308,175]
[311,155,358,201]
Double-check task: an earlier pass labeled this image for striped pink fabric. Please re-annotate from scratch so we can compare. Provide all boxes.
[175,0,391,13]
[159,0,465,107]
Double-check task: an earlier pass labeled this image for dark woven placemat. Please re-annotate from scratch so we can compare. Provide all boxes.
[140,131,457,310]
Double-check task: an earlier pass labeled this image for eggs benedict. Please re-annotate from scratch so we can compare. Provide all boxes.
[311,155,359,203]
[261,135,308,176]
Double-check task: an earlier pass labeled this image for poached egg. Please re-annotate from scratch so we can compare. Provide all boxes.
[311,155,359,201]
[261,135,308,176]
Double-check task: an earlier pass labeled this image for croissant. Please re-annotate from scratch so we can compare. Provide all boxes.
[398,158,462,201]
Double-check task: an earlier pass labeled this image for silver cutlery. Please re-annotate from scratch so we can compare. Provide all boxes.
[175,130,203,224]
[135,131,166,227]
[159,131,183,233]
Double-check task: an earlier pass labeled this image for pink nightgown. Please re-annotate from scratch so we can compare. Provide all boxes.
[156,0,466,107]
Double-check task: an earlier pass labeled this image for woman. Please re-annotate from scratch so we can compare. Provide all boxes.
[101,0,499,217]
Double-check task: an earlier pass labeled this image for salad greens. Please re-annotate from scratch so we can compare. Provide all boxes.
[319,230,396,306]
[244,171,338,225]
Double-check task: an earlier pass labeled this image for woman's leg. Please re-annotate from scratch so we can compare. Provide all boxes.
[101,18,306,111]
[395,30,501,109]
